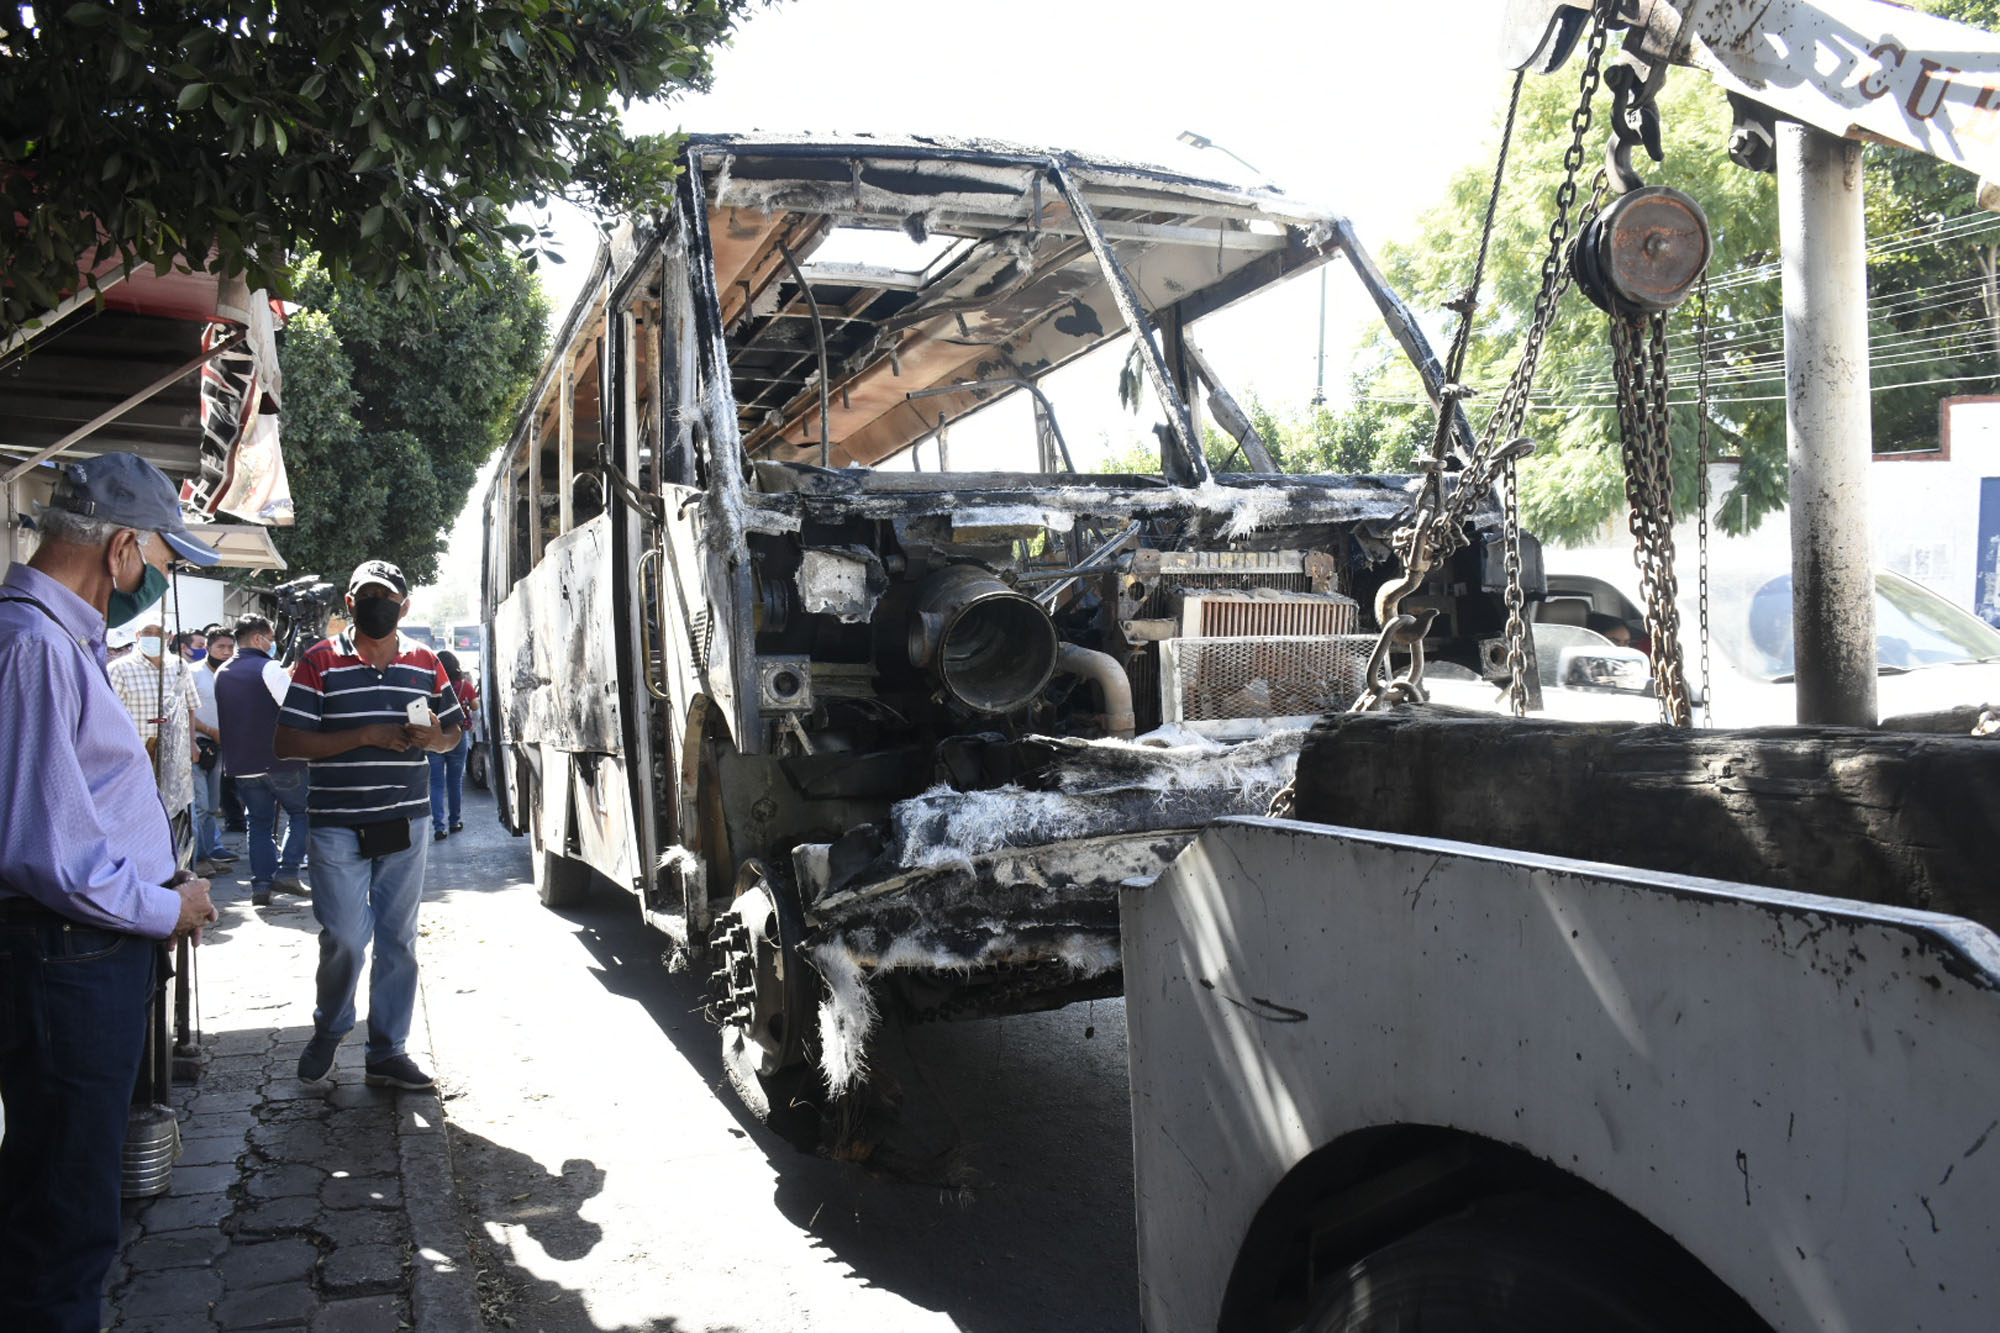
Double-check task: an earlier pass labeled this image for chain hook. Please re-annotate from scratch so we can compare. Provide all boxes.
[1604,63,1661,195]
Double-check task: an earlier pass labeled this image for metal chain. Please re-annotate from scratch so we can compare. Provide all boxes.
[1609,311,1692,726]
[1693,273,1713,727]
[1474,2,1616,463]
[1501,459,1529,714]
[1353,0,1615,713]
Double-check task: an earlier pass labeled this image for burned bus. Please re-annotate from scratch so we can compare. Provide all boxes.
[480,134,1530,1132]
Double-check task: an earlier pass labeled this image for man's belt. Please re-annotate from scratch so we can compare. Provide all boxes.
[0,895,69,924]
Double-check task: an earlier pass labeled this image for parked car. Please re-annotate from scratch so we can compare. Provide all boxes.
[1429,552,2000,726]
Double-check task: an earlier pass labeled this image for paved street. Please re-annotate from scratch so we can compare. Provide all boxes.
[111,786,1141,1332]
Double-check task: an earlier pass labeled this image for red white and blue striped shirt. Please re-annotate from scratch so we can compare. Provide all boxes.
[280,631,465,826]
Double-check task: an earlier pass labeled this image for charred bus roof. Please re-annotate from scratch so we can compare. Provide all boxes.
[679,132,1465,473]
[516,133,1467,488]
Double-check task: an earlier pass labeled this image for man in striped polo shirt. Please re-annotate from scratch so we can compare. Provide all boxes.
[275,560,463,1091]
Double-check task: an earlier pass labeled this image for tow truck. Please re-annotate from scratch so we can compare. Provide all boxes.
[1121,2,2000,1328]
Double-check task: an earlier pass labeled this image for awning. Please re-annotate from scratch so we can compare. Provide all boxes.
[0,262,292,526]
[185,522,288,572]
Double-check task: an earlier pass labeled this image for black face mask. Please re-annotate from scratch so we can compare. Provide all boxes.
[351,596,401,640]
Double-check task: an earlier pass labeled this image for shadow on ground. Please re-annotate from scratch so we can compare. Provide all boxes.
[559,887,1141,1333]
[448,1123,746,1333]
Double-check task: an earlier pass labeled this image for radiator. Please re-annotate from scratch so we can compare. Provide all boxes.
[1179,589,1358,640]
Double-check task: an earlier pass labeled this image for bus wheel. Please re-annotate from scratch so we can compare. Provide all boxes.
[710,868,822,1148]
[529,780,592,909]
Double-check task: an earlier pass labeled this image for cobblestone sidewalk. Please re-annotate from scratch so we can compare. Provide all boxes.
[103,856,481,1332]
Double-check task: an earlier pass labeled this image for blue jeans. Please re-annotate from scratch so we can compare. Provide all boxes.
[191,758,228,858]
[0,909,159,1333]
[428,732,469,834]
[240,770,310,890]
[307,819,428,1063]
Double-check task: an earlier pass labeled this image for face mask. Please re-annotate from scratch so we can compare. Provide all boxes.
[137,634,164,659]
[350,595,402,640]
[108,560,170,629]
[187,647,207,662]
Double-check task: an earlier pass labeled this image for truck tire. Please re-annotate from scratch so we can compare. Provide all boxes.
[529,785,593,909]
[1302,1194,1765,1333]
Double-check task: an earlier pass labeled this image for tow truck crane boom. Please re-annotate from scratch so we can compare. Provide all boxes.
[1508,0,2000,190]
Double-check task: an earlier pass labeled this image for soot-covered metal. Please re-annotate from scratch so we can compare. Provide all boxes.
[480,133,1539,1131]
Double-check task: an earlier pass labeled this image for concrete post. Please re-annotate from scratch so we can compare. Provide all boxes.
[1777,121,1877,727]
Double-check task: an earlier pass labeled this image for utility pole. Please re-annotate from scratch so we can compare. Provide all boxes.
[1315,268,1327,407]
[1777,120,1877,727]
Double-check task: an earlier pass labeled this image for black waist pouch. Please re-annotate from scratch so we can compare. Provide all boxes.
[355,819,412,858]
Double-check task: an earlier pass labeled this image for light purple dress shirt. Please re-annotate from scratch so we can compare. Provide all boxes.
[0,563,180,937]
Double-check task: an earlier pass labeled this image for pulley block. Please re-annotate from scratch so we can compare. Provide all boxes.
[1570,186,1712,318]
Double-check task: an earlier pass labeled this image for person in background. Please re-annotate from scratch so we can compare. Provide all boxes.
[277,561,462,1091]
[173,627,207,663]
[206,624,249,830]
[218,615,310,907]
[1585,611,1636,649]
[0,452,219,1333]
[106,625,135,663]
[109,620,215,869]
[190,626,237,867]
[428,649,478,840]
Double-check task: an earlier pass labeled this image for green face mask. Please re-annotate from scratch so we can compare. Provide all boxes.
[108,562,169,629]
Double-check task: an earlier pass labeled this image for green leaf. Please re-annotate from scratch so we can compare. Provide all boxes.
[301,71,327,101]
[100,153,123,180]
[360,204,384,238]
[62,3,109,26]
[271,120,289,156]
[177,82,210,110]
[504,29,529,59]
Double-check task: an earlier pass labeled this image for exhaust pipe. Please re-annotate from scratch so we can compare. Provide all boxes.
[1055,643,1136,738]
[907,565,1059,715]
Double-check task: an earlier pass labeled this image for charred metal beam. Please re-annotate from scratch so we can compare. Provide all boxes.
[1045,161,1209,486]
[1328,217,1478,463]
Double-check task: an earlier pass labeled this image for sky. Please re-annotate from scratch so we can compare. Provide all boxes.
[410,0,1513,613]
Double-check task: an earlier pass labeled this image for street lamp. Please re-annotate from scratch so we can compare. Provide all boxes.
[1177,130,1325,406]
[1176,130,1264,179]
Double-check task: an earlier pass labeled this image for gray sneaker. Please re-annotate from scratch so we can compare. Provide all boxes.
[297,1031,341,1082]
[272,875,307,896]
[363,1054,436,1091]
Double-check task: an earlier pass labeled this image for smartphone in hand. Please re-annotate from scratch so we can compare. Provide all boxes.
[406,699,433,727]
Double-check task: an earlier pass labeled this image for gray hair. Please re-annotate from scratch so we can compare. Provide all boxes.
[37,505,154,551]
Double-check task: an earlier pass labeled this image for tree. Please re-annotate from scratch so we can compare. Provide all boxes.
[273,256,548,587]
[1353,0,2000,546]
[1356,71,1783,546]
[1098,384,1424,476]
[0,0,759,340]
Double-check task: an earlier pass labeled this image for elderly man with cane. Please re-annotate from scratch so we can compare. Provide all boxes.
[0,454,220,1333]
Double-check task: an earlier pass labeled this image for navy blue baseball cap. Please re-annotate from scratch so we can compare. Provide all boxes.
[60,454,220,567]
